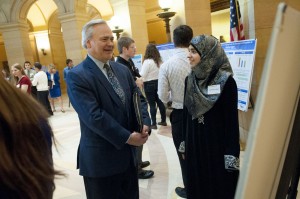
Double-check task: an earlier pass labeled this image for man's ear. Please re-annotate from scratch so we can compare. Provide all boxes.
[86,40,92,49]
[122,46,128,54]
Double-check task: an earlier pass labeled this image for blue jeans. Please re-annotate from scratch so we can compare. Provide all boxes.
[144,80,166,125]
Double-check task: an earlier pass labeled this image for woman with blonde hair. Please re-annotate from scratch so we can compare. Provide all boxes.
[47,64,65,112]
[0,77,63,198]
[11,63,32,94]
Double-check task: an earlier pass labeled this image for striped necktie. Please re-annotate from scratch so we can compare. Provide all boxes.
[104,64,126,105]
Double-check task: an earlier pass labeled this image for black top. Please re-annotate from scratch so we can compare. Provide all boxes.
[116,56,141,80]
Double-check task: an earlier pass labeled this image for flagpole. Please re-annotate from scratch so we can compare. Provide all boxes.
[235,0,242,40]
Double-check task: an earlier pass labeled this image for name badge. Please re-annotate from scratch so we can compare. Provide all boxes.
[208,84,220,95]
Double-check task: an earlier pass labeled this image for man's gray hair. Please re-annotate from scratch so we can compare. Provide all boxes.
[82,19,107,49]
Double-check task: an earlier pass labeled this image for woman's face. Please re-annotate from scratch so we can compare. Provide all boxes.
[12,67,21,77]
[188,45,201,67]
[49,68,56,73]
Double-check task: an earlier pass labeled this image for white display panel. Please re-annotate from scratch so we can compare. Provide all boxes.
[235,3,300,199]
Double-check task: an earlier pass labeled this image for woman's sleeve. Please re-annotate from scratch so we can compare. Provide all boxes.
[178,77,189,154]
[140,59,151,79]
[223,76,240,170]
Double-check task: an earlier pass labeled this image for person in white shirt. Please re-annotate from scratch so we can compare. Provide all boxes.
[140,43,166,130]
[32,62,53,116]
[157,25,193,198]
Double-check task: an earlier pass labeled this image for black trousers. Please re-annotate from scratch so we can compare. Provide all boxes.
[170,108,187,188]
[83,162,139,199]
[37,90,53,115]
[31,86,37,99]
[144,80,166,125]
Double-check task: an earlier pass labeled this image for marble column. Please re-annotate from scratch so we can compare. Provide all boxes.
[58,13,89,65]
[110,0,149,55]
[184,0,212,35]
[0,21,34,66]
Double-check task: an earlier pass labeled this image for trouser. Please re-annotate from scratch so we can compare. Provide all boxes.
[144,80,166,125]
[83,161,138,199]
[37,90,53,115]
[137,145,144,172]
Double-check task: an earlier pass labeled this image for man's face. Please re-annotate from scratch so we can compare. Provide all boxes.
[68,61,73,67]
[24,63,31,70]
[86,23,114,63]
[123,43,136,58]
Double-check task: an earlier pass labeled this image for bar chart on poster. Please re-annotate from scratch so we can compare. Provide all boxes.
[221,39,257,111]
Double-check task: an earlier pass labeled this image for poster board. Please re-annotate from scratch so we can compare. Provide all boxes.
[131,54,143,71]
[156,43,175,62]
[235,3,300,199]
[221,39,257,111]
[157,41,256,112]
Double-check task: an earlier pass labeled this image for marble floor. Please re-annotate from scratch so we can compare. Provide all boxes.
[50,102,186,199]
[49,100,300,199]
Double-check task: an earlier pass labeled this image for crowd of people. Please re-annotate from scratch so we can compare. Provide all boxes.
[0,18,240,199]
[1,59,74,115]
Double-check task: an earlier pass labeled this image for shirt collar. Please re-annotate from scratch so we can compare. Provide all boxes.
[88,54,109,70]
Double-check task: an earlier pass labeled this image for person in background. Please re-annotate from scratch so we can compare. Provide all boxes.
[116,36,154,180]
[158,25,193,198]
[182,34,240,199]
[63,58,73,81]
[11,63,32,94]
[0,77,63,199]
[47,64,65,113]
[140,43,167,130]
[67,19,151,199]
[32,62,53,116]
[116,37,143,89]
[64,59,74,107]
[24,61,37,97]
[1,64,15,85]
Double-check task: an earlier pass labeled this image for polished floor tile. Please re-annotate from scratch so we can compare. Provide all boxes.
[51,104,186,199]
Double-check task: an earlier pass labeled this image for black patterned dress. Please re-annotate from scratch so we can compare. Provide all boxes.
[183,76,240,199]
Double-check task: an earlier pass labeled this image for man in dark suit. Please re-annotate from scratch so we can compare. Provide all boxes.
[67,19,151,199]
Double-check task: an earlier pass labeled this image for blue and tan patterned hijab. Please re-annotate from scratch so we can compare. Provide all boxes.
[184,35,233,119]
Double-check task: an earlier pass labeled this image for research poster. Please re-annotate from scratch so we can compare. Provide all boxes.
[156,43,175,62]
[221,39,257,111]
[156,40,256,111]
[132,54,143,71]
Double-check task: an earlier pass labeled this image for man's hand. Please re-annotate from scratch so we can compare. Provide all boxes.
[142,125,150,134]
[127,131,149,146]
[135,77,143,89]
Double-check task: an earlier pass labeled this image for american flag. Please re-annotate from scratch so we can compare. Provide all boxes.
[230,0,245,41]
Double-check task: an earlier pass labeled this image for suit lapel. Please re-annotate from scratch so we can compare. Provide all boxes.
[84,57,126,108]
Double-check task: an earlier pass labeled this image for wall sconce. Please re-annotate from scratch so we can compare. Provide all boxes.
[112,26,124,40]
[41,48,47,56]
[157,0,176,43]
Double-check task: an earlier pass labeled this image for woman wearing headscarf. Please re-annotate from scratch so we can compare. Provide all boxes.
[181,35,240,199]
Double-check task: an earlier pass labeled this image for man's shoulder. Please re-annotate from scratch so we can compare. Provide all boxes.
[111,61,130,73]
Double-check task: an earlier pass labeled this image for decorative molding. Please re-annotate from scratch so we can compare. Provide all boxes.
[211,0,230,12]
